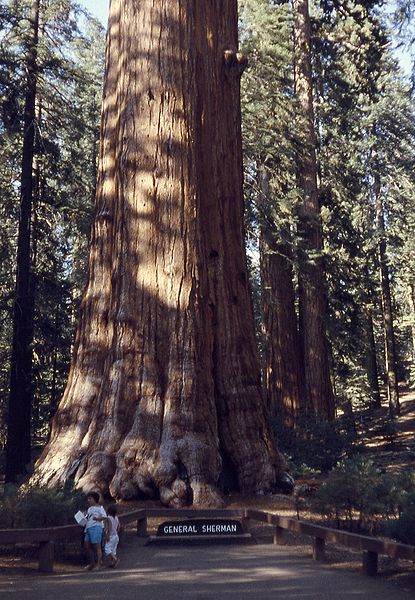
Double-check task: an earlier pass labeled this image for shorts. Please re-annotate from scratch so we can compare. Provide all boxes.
[105,535,119,556]
[84,525,103,545]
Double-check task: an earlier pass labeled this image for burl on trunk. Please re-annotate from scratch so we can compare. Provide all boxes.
[33,0,290,507]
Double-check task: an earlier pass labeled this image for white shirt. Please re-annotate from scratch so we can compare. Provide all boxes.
[107,515,120,539]
[85,505,107,530]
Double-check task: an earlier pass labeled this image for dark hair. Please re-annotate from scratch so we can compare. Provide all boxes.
[107,504,118,517]
[87,491,100,503]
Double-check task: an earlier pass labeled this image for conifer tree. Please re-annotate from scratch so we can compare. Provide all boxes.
[293,0,334,419]
[240,0,304,428]
[5,0,40,482]
[1,0,104,470]
[33,0,290,506]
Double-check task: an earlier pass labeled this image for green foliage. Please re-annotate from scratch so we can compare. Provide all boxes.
[0,0,105,447]
[381,418,400,446]
[274,413,355,474]
[387,491,415,544]
[312,457,415,532]
[0,482,85,528]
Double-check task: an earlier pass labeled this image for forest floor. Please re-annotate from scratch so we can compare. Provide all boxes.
[1,388,415,592]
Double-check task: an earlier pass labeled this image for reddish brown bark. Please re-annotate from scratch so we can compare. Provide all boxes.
[258,165,304,428]
[33,0,289,506]
[408,281,415,361]
[293,0,334,419]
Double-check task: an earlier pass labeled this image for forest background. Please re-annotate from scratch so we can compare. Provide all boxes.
[0,0,415,502]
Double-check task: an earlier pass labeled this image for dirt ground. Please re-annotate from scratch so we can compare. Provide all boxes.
[1,390,415,590]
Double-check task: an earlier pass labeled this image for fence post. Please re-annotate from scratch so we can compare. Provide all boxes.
[363,550,378,576]
[313,537,325,561]
[274,526,285,545]
[38,540,55,573]
[137,516,147,537]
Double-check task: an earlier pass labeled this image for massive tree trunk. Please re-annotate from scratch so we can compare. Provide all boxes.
[258,164,303,428]
[33,0,289,507]
[5,0,40,482]
[292,0,334,419]
[374,170,400,415]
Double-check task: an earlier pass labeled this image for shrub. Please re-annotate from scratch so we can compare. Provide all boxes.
[274,413,355,474]
[387,491,415,545]
[0,484,20,528]
[312,456,409,532]
[0,482,86,528]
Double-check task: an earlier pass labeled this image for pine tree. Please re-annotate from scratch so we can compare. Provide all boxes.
[240,0,304,427]
[313,0,415,409]
[0,0,105,470]
[5,0,40,482]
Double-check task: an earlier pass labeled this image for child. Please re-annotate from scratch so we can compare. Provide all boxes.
[103,504,120,567]
[83,491,107,571]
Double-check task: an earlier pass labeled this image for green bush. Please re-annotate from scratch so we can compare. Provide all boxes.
[274,413,355,474]
[0,482,86,528]
[387,491,415,545]
[312,457,412,532]
[0,484,20,528]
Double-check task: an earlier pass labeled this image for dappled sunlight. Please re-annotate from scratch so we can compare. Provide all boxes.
[0,541,413,599]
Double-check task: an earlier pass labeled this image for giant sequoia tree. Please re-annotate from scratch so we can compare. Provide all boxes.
[293,0,334,419]
[33,0,289,507]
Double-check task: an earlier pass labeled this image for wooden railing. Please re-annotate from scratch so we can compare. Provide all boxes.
[243,510,415,576]
[1,507,414,576]
[0,508,148,573]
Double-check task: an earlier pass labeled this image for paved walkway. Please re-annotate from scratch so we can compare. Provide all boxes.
[0,536,413,600]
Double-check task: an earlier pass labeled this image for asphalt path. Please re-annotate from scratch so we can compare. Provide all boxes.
[0,536,413,600]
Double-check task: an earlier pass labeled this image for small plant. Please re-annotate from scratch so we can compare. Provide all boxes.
[312,457,410,533]
[0,482,86,528]
[381,419,399,447]
[274,412,355,474]
[387,491,415,545]
[0,483,20,528]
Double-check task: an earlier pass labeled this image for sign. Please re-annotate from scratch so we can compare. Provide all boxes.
[157,519,244,537]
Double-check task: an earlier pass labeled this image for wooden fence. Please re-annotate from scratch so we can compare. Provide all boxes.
[1,507,414,576]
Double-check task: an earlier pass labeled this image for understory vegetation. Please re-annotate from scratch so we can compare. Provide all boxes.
[0,482,85,528]
[0,0,414,550]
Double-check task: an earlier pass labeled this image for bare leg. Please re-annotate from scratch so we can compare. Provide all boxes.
[84,540,94,569]
[110,553,118,567]
[94,543,102,568]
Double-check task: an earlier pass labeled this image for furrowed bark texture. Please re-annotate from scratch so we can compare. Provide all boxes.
[293,0,334,419]
[33,0,287,507]
[258,165,303,428]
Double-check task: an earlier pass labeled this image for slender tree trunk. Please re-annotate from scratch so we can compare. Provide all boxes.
[407,281,415,361]
[258,164,303,428]
[90,99,99,206]
[33,0,289,506]
[364,304,382,409]
[362,263,381,408]
[5,0,40,482]
[292,0,334,419]
[374,171,400,415]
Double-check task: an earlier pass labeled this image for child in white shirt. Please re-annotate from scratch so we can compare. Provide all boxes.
[104,504,120,567]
